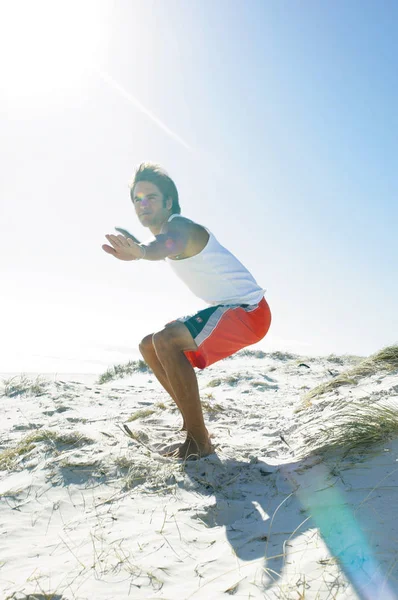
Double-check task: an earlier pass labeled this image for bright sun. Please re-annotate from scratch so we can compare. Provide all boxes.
[1,0,109,102]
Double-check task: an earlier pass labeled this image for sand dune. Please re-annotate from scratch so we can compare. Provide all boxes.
[1,349,397,599]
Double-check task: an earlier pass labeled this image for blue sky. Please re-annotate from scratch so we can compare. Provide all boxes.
[1,0,397,372]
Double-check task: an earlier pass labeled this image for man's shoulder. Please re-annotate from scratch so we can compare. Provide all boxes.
[168,214,195,226]
[161,215,210,259]
[162,215,205,234]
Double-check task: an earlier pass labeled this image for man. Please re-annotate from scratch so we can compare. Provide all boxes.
[102,163,271,459]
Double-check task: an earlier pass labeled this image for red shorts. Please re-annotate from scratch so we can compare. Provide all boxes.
[171,297,271,370]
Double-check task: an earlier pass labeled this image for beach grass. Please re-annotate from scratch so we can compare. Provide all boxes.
[303,345,398,406]
[122,457,183,493]
[207,378,222,387]
[227,349,297,361]
[326,353,363,366]
[300,399,398,456]
[5,594,64,600]
[207,374,248,387]
[97,359,150,384]
[0,430,93,471]
[269,350,298,361]
[201,400,224,414]
[155,401,168,410]
[127,408,157,421]
[237,349,267,359]
[1,374,49,398]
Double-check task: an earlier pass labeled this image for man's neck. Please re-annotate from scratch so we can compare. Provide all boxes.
[149,213,173,236]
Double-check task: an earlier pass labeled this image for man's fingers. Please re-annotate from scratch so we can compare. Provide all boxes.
[103,234,139,260]
[117,234,129,245]
[106,234,123,248]
[102,244,117,255]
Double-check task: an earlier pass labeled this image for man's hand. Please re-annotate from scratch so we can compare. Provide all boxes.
[114,227,141,244]
[102,234,145,261]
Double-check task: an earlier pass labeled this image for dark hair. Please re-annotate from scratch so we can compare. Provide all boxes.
[129,163,181,215]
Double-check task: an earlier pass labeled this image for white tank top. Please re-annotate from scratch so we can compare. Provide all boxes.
[165,215,265,306]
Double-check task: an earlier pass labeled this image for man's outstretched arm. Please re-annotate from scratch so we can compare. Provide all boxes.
[102,219,190,261]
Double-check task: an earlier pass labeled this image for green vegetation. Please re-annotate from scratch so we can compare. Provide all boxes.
[97,359,150,384]
[201,400,224,414]
[269,350,298,361]
[238,349,267,359]
[122,457,182,493]
[0,430,93,471]
[304,345,398,406]
[207,378,222,387]
[5,592,64,599]
[207,375,240,387]
[155,402,167,410]
[326,353,363,366]
[127,408,157,422]
[295,345,398,456]
[301,400,398,457]
[1,374,49,398]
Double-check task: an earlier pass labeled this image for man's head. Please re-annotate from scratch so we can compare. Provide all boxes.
[130,163,181,230]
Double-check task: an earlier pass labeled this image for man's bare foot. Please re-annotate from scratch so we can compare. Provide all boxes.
[166,435,214,461]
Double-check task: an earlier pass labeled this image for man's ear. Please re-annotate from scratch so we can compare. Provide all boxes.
[166,196,173,211]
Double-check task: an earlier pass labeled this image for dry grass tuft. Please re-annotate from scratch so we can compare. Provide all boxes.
[127,408,157,422]
[1,374,49,398]
[207,378,222,387]
[155,401,168,410]
[226,349,297,360]
[5,594,65,600]
[123,457,183,493]
[303,345,398,406]
[201,400,224,414]
[114,455,132,470]
[300,400,398,457]
[0,430,93,471]
[326,354,363,366]
[237,349,267,359]
[207,374,247,388]
[269,350,298,361]
[97,359,150,384]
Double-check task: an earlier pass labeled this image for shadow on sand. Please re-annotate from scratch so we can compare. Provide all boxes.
[182,443,398,600]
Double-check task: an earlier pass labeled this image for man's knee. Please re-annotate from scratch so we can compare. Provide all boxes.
[153,323,197,353]
[139,333,155,356]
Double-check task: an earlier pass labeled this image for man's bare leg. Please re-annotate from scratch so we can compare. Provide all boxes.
[152,323,213,459]
[139,334,187,428]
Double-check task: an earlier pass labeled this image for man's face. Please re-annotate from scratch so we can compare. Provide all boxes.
[132,181,171,229]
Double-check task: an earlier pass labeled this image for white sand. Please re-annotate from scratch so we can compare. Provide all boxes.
[1,352,398,599]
